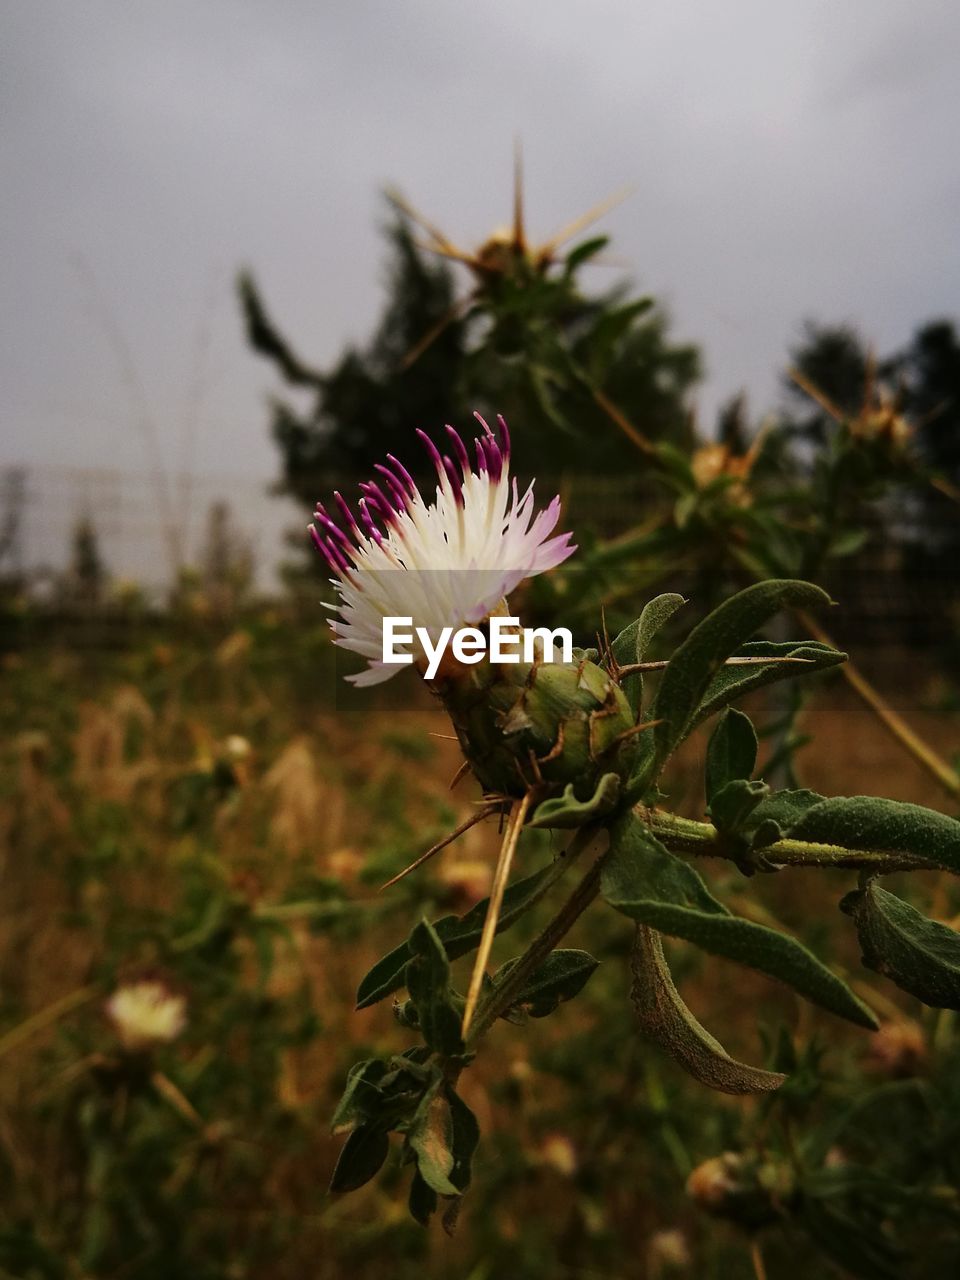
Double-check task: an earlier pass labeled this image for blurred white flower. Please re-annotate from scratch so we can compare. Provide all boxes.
[309,414,575,685]
[105,979,187,1053]
[223,734,252,762]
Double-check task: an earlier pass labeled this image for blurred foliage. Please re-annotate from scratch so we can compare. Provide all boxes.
[239,200,700,497]
[2,184,959,1279]
[3,629,960,1279]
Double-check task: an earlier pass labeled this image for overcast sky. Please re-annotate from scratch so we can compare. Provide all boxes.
[3,0,959,484]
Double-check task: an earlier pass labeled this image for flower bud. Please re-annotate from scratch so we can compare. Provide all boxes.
[865,1018,927,1078]
[686,1151,794,1228]
[434,649,640,800]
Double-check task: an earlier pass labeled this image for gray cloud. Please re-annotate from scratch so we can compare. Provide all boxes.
[2,0,958,486]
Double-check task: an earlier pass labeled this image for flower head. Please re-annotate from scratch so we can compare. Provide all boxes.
[105,979,187,1053]
[309,414,575,685]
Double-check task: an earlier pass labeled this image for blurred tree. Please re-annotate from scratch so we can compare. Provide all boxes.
[239,197,701,504]
[239,213,469,505]
[782,321,869,446]
[0,467,27,600]
[897,320,960,479]
[63,515,107,608]
[893,319,960,561]
[200,500,254,616]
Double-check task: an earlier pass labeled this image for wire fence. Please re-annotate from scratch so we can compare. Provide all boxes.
[0,462,304,600]
[1,461,958,679]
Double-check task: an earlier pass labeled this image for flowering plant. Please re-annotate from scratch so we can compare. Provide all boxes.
[319,417,960,1231]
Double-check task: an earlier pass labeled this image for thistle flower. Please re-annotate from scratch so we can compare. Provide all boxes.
[105,979,187,1054]
[309,413,575,686]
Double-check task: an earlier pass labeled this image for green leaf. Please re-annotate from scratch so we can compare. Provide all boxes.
[331,1058,388,1133]
[407,1089,459,1196]
[565,235,610,272]
[705,709,758,803]
[493,949,599,1018]
[651,580,833,773]
[529,772,620,829]
[690,640,846,732]
[708,779,769,839]
[629,923,786,1094]
[748,788,826,834]
[601,814,877,1029]
[826,527,869,559]
[609,592,686,715]
[329,1124,390,1193]
[583,297,655,374]
[787,796,960,874]
[841,882,960,1009]
[356,863,555,1008]
[446,1086,480,1192]
[408,1170,438,1226]
[406,1084,479,1200]
[404,920,465,1056]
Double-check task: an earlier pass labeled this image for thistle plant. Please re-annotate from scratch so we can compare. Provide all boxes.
[315,415,960,1230]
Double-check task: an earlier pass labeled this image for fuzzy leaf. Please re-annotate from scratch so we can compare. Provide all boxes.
[705,709,758,803]
[565,235,610,272]
[690,640,846,731]
[841,882,960,1009]
[329,1124,390,1193]
[493,948,599,1018]
[630,923,786,1093]
[408,1170,438,1226]
[331,1058,388,1133]
[407,1090,459,1196]
[787,796,960,873]
[404,921,464,1056]
[708,779,770,838]
[601,814,877,1029]
[748,788,826,835]
[356,863,554,1008]
[446,1087,480,1192]
[650,580,832,773]
[609,592,686,714]
[529,772,621,829]
[406,1084,479,1202]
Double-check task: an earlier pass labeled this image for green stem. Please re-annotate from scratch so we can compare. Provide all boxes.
[465,826,601,1046]
[462,800,943,1054]
[644,808,943,873]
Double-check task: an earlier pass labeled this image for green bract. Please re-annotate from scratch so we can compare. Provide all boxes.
[434,653,641,800]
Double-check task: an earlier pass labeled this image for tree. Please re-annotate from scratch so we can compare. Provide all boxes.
[239,198,701,506]
[893,319,960,561]
[782,321,869,445]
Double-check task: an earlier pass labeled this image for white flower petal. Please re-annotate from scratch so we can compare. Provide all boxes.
[310,415,576,683]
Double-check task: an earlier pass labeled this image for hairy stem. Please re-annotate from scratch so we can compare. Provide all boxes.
[645,808,943,872]
[465,826,601,1045]
[462,796,944,1054]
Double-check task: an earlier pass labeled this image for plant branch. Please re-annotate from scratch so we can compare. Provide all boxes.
[466,826,603,1045]
[645,808,944,872]
[795,608,960,802]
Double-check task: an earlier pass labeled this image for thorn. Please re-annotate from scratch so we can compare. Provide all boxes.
[787,367,845,423]
[512,137,525,253]
[540,186,635,256]
[611,718,661,746]
[449,759,471,791]
[379,804,503,891]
